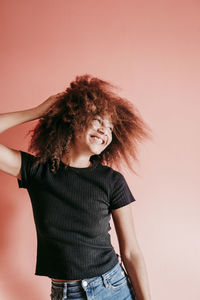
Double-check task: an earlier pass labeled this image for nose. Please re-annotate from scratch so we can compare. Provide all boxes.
[97,126,107,135]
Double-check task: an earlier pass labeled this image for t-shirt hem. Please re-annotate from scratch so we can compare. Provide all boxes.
[34,256,119,280]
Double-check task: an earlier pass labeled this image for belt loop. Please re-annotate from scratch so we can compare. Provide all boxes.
[62,282,68,299]
[101,274,109,288]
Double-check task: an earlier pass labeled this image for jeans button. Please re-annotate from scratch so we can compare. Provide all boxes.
[82,280,88,287]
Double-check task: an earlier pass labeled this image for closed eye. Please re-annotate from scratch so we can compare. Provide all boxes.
[93,117,113,132]
[94,118,101,123]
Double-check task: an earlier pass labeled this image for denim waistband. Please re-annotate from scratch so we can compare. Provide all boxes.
[51,259,123,288]
[52,279,82,287]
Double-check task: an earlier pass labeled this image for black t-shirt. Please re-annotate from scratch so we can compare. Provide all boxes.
[17,150,136,280]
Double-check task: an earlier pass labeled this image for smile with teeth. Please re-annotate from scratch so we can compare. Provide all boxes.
[90,135,105,145]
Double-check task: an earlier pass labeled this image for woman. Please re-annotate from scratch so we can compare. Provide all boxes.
[0,74,152,300]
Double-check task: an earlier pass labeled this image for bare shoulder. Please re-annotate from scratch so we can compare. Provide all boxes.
[0,144,22,179]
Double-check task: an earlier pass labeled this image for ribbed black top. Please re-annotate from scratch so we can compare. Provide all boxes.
[17,150,136,280]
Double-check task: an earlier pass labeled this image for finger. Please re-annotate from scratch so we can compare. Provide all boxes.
[56,92,65,96]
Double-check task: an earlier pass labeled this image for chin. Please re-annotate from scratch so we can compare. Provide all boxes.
[90,146,104,155]
[91,150,102,155]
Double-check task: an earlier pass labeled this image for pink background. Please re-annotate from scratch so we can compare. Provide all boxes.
[0,0,199,299]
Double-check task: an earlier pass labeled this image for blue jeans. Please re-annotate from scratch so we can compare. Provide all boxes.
[50,260,137,300]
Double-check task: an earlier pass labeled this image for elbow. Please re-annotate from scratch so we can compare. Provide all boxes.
[120,248,144,262]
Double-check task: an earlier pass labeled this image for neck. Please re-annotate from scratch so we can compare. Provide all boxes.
[62,149,92,168]
[68,158,92,168]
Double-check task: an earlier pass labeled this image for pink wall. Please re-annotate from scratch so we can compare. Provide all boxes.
[0,0,200,299]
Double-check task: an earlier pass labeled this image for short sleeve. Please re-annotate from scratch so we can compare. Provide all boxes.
[110,172,136,210]
[17,150,37,189]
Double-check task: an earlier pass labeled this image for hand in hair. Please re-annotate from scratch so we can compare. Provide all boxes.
[36,92,66,118]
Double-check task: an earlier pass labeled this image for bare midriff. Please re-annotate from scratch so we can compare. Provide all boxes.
[51,278,81,282]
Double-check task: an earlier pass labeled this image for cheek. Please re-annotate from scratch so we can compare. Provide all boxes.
[107,134,112,145]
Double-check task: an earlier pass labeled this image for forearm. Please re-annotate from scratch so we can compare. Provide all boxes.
[122,252,152,300]
[0,107,41,135]
[0,92,65,135]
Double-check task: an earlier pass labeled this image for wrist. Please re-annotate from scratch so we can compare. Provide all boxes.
[32,106,45,119]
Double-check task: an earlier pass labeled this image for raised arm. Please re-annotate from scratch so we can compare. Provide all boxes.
[0,108,41,180]
[0,92,63,180]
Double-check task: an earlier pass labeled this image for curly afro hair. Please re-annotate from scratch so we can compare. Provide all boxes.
[27,74,153,175]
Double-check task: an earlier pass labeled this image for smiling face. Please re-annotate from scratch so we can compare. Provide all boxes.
[72,115,114,155]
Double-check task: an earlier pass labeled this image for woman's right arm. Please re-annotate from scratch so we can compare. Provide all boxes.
[0,107,41,180]
[0,108,41,135]
[0,92,63,180]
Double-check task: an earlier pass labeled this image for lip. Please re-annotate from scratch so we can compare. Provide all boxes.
[89,134,106,145]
